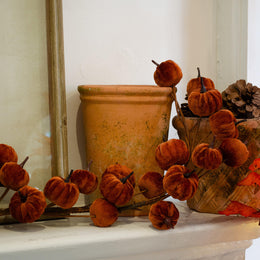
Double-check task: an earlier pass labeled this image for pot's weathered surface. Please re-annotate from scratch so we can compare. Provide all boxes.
[172,116,260,214]
[78,85,173,216]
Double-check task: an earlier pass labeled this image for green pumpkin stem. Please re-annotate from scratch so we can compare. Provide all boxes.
[20,156,29,168]
[197,67,207,93]
[152,60,160,67]
[235,119,247,126]
[65,169,74,183]
[120,171,134,184]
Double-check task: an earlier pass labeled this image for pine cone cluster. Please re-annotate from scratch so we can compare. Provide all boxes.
[222,79,260,118]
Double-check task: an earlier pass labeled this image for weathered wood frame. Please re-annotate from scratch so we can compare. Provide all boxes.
[46,0,68,178]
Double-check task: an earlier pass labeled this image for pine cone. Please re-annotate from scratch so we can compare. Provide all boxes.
[222,79,260,118]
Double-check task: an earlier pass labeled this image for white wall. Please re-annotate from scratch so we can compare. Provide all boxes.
[63,0,217,169]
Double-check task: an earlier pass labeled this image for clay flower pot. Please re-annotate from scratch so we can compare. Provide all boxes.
[78,85,173,216]
[172,116,260,213]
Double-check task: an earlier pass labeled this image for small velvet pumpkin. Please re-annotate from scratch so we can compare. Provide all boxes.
[89,198,118,227]
[186,67,215,97]
[0,156,29,190]
[44,173,79,209]
[219,138,249,168]
[0,144,18,169]
[155,139,189,170]
[188,77,222,117]
[163,165,198,201]
[9,185,47,223]
[149,200,179,230]
[209,109,239,140]
[99,164,135,206]
[152,60,183,87]
[138,171,165,199]
[70,169,98,194]
[191,143,223,170]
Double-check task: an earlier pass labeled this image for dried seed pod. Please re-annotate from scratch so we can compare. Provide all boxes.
[70,169,98,194]
[219,138,249,167]
[138,171,165,199]
[99,164,135,206]
[152,60,183,87]
[191,143,222,170]
[0,157,29,190]
[155,139,189,170]
[44,172,79,209]
[9,185,46,223]
[0,144,18,169]
[149,200,179,230]
[90,198,118,227]
[163,165,198,201]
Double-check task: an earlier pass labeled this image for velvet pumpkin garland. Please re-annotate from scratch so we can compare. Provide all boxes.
[44,172,79,209]
[9,185,47,223]
[186,68,215,97]
[191,142,223,170]
[152,60,183,87]
[155,139,189,170]
[188,76,222,117]
[163,165,199,201]
[0,143,18,169]
[149,200,179,230]
[99,164,135,206]
[138,171,165,199]
[89,198,119,227]
[0,156,29,191]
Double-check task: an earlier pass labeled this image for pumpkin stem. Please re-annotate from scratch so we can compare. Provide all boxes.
[235,119,247,126]
[164,217,174,229]
[18,190,27,203]
[152,60,160,67]
[20,156,29,168]
[200,77,207,93]
[197,67,201,78]
[65,169,74,183]
[120,171,134,184]
[184,170,195,178]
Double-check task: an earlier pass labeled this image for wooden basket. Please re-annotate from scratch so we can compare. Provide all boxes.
[172,116,260,214]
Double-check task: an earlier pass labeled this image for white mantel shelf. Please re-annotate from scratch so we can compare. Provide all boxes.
[0,201,259,260]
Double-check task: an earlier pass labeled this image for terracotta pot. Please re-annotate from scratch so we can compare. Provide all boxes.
[172,116,260,214]
[78,85,173,216]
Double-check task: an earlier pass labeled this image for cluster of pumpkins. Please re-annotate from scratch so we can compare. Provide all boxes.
[0,59,250,230]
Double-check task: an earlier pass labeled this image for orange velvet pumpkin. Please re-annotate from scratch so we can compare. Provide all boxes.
[99,164,135,206]
[149,200,179,230]
[44,174,79,209]
[89,198,119,227]
[188,77,222,117]
[186,67,215,97]
[219,138,249,167]
[9,185,47,223]
[209,109,239,140]
[70,169,98,194]
[152,60,183,87]
[138,171,165,199]
[163,165,198,201]
[0,156,29,190]
[191,143,223,170]
[0,144,18,169]
[155,139,189,170]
